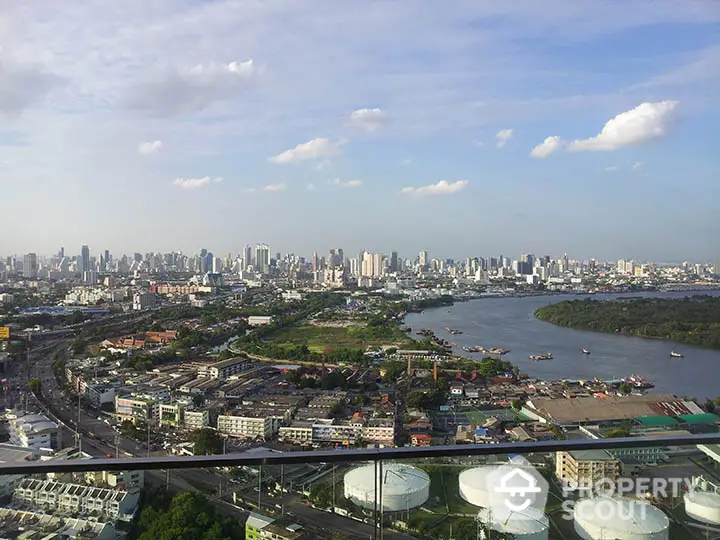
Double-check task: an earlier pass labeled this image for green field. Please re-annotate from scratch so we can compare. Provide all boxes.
[269,323,412,352]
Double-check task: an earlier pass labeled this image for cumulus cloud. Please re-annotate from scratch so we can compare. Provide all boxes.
[604,166,619,172]
[263,183,286,192]
[530,136,564,158]
[495,128,513,148]
[569,101,679,152]
[172,176,223,189]
[138,140,162,155]
[269,138,346,164]
[349,108,387,132]
[400,180,468,196]
[123,59,257,116]
[330,178,362,188]
[632,161,644,170]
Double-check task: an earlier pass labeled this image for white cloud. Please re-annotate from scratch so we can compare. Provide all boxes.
[495,128,513,148]
[472,140,485,148]
[123,59,258,116]
[400,180,468,196]
[138,140,162,155]
[400,158,413,166]
[172,176,223,189]
[605,166,619,172]
[530,136,564,158]
[330,178,362,187]
[263,183,286,192]
[306,183,315,191]
[569,101,679,151]
[349,108,388,132]
[269,138,346,164]
[632,161,644,170]
[315,160,331,171]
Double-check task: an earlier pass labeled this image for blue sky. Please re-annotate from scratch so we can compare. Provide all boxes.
[1,1,718,262]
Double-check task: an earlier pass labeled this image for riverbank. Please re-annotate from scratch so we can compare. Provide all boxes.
[403,291,720,399]
[534,295,720,350]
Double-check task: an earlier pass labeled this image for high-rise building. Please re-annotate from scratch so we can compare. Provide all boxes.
[390,251,398,272]
[418,250,428,269]
[22,253,38,278]
[58,247,65,259]
[255,244,270,274]
[243,245,253,269]
[80,245,90,274]
[312,252,319,272]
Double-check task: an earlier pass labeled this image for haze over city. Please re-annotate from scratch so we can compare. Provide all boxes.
[1,1,718,259]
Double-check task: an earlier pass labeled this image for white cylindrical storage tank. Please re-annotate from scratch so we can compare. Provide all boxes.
[343,463,430,512]
[573,497,669,540]
[459,467,494,507]
[684,491,720,525]
[478,506,549,540]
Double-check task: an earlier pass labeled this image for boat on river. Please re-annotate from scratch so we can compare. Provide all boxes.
[462,345,484,353]
[582,348,591,355]
[446,327,463,335]
[670,351,684,358]
[530,352,553,361]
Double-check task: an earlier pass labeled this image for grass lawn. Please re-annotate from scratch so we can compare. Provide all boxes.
[423,466,480,515]
[269,323,412,352]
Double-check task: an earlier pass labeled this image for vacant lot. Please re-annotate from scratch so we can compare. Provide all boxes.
[270,323,413,352]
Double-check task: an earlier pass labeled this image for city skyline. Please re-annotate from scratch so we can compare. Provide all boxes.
[1,2,718,259]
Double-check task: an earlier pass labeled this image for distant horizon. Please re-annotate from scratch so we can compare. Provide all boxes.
[1,2,717,260]
[2,245,717,266]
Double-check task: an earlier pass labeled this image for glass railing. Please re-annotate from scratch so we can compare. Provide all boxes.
[2,434,720,539]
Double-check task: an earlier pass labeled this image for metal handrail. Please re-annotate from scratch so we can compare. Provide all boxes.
[2,433,719,475]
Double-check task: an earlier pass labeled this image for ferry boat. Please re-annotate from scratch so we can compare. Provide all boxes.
[487,347,511,355]
[462,345,484,353]
[530,352,553,361]
[582,348,591,355]
[670,351,684,358]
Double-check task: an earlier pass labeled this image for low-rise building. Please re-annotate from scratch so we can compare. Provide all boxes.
[8,414,61,450]
[115,395,157,423]
[278,421,313,444]
[85,470,145,490]
[199,357,252,379]
[0,508,115,540]
[13,478,140,521]
[217,408,289,439]
[184,409,211,430]
[555,449,621,490]
[248,315,273,326]
[246,512,306,540]
[132,292,157,310]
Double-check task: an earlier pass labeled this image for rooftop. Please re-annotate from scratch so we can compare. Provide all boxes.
[568,449,617,461]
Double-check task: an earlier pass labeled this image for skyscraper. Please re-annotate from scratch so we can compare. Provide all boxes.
[23,253,38,278]
[81,245,90,274]
[243,245,253,269]
[418,250,428,269]
[390,251,398,272]
[255,243,270,274]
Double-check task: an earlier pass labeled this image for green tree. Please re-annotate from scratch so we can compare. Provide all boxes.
[28,378,41,394]
[137,491,240,540]
[511,398,524,410]
[70,338,87,355]
[618,382,633,395]
[190,428,223,455]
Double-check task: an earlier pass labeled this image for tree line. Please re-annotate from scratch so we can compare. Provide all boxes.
[535,295,720,349]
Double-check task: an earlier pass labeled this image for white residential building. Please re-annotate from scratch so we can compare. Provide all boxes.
[8,414,61,450]
[198,357,251,379]
[13,478,140,521]
[132,292,157,310]
[217,409,287,439]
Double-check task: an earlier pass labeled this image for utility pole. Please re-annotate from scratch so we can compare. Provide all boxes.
[147,421,151,458]
[258,464,262,511]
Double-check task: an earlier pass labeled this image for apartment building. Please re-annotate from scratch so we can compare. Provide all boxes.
[217,408,289,439]
[85,470,144,490]
[278,421,313,444]
[280,418,396,446]
[115,396,157,423]
[555,450,621,490]
[13,479,140,521]
[8,414,61,450]
[184,409,210,430]
[198,357,252,379]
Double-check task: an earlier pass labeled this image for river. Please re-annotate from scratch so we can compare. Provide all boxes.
[404,291,720,400]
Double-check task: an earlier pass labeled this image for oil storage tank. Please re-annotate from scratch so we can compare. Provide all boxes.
[478,506,549,540]
[458,467,494,508]
[573,497,669,540]
[343,463,430,512]
[684,490,720,525]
